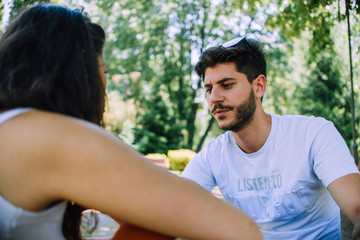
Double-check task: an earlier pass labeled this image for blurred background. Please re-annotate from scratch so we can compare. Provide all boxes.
[1,1,359,238]
[1,0,359,160]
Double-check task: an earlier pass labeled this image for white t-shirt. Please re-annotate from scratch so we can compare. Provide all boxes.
[182,114,359,240]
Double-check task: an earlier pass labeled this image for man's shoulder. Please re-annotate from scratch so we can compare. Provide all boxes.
[272,113,331,127]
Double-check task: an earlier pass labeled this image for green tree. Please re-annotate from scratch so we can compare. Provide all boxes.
[266,0,359,59]
[294,51,354,144]
[81,0,359,156]
[91,0,250,154]
[133,82,184,154]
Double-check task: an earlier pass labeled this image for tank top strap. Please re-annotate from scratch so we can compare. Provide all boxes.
[0,108,33,124]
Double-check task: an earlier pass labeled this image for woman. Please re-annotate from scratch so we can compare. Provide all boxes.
[0,4,262,240]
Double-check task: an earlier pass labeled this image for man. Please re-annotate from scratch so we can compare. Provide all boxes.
[182,37,360,239]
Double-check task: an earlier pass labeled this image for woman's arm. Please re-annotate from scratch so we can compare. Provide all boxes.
[0,110,262,240]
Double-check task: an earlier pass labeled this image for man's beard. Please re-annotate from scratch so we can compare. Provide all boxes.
[212,89,256,132]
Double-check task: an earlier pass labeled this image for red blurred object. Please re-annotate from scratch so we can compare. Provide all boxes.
[112,222,175,240]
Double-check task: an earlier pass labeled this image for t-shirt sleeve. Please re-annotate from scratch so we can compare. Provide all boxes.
[181,150,216,192]
[311,121,359,188]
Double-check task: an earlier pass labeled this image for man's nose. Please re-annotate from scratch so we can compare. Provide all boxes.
[208,87,224,104]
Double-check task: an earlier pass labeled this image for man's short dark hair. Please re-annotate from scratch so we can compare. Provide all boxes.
[195,37,266,83]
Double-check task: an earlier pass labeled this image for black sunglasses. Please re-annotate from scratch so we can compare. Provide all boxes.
[73,5,90,19]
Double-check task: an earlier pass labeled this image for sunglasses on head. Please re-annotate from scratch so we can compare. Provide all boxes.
[73,5,90,19]
[221,37,254,55]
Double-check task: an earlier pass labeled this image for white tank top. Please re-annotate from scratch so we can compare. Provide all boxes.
[0,108,67,240]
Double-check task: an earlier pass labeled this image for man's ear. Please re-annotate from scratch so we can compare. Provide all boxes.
[252,74,266,99]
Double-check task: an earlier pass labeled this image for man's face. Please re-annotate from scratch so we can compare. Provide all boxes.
[204,62,256,132]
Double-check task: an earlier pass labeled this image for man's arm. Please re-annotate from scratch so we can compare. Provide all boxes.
[328,173,360,239]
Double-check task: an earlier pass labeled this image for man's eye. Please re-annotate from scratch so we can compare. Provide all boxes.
[223,83,233,88]
[205,88,212,94]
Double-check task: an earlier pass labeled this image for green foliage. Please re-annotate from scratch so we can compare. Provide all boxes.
[167,149,196,171]
[263,37,294,115]
[103,91,136,145]
[0,1,4,34]
[265,0,359,60]
[3,0,359,157]
[133,83,184,154]
[81,0,359,156]
[90,0,234,153]
[294,51,354,145]
[9,0,53,20]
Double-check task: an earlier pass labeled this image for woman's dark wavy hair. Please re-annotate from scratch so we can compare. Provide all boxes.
[0,4,106,240]
[0,4,105,123]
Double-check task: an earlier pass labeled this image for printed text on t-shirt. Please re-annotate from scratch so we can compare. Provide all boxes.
[238,174,282,192]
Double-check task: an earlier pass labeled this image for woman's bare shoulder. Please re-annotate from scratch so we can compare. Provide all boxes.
[0,109,117,210]
[1,109,107,145]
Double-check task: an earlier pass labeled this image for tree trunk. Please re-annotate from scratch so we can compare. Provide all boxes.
[187,102,199,150]
[196,117,215,152]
